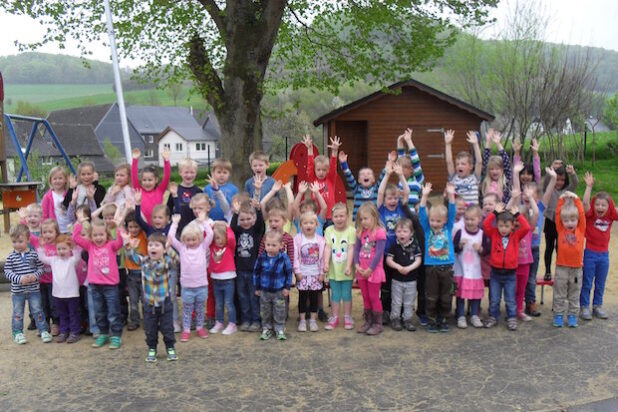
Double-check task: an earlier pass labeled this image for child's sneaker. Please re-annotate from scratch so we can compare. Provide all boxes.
[567,314,578,328]
[507,318,518,331]
[13,332,27,345]
[180,331,191,342]
[426,322,439,333]
[543,273,552,281]
[391,318,403,331]
[439,321,450,333]
[403,319,416,332]
[593,306,608,319]
[457,316,467,329]
[470,315,484,328]
[92,334,109,348]
[580,307,592,320]
[553,314,564,328]
[419,315,428,326]
[50,324,60,336]
[309,319,319,332]
[166,347,178,361]
[174,322,181,333]
[344,315,354,330]
[248,322,261,332]
[41,331,53,343]
[484,317,497,329]
[56,333,68,343]
[66,333,81,344]
[108,336,122,349]
[325,316,339,330]
[209,321,224,334]
[146,348,157,363]
[297,319,307,332]
[276,330,287,341]
[517,312,532,322]
[197,328,208,339]
[222,323,237,335]
[260,329,273,340]
[239,322,250,332]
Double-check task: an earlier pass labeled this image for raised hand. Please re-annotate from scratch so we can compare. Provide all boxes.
[132,148,141,159]
[76,208,87,224]
[171,214,181,225]
[492,131,503,149]
[302,134,313,151]
[338,151,348,164]
[512,138,522,153]
[403,128,414,148]
[584,171,594,187]
[169,181,178,197]
[18,207,27,221]
[566,164,575,175]
[253,174,264,191]
[513,162,525,175]
[298,181,309,193]
[328,136,341,151]
[494,203,505,213]
[134,189,142,205]
[384,161,394,175]
[310,181,321,193]
[69,174,78,189]
[531,138,540,153]
[466,131,478,145]
[272,180,282,192]
[444,129,455,145]
[393,163,404,177]
[485,128,494,146]
[445,182,456,196]
[207,174,218,191]
[161,147,171,161]
[231,198,241,214]
[422,183,433,196]
[387,150,397,163]
[87,185,96,200]
[560,191,578,199]
[545,166,557,179]
[71,189,79,204]
[523,185,536,201]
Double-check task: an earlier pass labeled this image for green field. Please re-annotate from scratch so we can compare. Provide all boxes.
[3,83,206,113]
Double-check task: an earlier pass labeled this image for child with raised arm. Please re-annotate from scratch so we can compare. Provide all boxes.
[131,147,171,224]
[72,212,125,349]
[204,159,239,222]
[37,235,83,343]
[481,129,512,203]
[167,212,213,341]
[254,230,294,341]
[303,134,340,222]
[445,129,483,205]
[396,128,425,209]
[123,232,178,362]
[5,224,51,344]
[231,198,265,332]
[244,151,276,202]
[292,181,327,235]
[167,158,202,231]
[62,162,106,210]
[580,172,618,320]
[553,192,586,328]
[324,203,356,330]
[339,150,379,220]
[419,182,456,332]
[512,138,541,185]
[482,203,530,330]
[377,161,411,324]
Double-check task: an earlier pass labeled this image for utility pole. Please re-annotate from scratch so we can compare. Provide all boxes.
[103,0,132,163]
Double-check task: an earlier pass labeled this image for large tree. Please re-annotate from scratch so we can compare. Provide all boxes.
[4,0,497,185]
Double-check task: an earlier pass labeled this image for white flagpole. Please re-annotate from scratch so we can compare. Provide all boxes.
[103,0,132,163]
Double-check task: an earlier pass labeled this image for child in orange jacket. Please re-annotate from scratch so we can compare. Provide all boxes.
[553,192,586,328]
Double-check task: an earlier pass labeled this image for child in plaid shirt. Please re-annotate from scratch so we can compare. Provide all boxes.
[124,232,178,362]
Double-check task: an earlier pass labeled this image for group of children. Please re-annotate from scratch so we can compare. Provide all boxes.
[4,127,616,362]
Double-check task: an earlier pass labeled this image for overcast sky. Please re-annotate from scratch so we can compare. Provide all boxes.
[0,0,616,68]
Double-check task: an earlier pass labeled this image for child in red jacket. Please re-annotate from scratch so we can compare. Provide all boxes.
[303,134,340,223]
[553,192,586,328]
[482,203,531,330]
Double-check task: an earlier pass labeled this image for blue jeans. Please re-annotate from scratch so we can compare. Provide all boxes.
[87,285,100,334]
[456,298,480,317]
[12,291,48,333]
[91,284,123,337]
[236,271,260,323]
[580,249,610,308]
[525,247,540,304]
[489,269,516,320]
[212,278,236,324]
[181,286,207,331]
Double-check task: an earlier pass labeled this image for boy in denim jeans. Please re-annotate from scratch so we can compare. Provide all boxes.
[231,198,265,332]
[4,224,52,344]
[482,203,531,330]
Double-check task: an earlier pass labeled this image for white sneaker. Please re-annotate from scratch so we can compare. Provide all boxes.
[309,319,319,332]
[470,315,484,328]
[221,323,237,335]
[298,319,307,332]
[517,312,532,322]
[209,321,224,334]
[13,332,27,344]
[41,331,53,343]
[457,316,467,329]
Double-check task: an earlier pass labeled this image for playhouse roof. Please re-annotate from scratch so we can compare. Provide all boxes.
[313,78,494,126]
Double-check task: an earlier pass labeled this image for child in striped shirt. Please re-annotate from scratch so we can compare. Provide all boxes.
[445,129,483,205]
[4,224,52,344]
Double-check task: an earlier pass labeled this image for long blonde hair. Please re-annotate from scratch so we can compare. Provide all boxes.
[481,155,506,198]
[355,202,384,237]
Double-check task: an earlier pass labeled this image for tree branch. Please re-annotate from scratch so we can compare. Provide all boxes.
[197,0,226,40]
[187,32,225,111]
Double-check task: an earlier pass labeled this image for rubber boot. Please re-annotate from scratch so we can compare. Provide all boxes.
[366,311,383,336]
[357,309,372,334]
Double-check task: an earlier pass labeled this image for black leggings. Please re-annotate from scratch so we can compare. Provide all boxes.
[544,219,558,275]
[298,290,319,314]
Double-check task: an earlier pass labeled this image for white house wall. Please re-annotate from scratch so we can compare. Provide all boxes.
[158,130,217,167]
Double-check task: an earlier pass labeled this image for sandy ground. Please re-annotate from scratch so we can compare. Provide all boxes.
[0,211,617,411]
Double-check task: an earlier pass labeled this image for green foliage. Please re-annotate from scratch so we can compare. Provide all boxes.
[11,150,54,196]
[102,138,123,164]
[13,100,47,118]
[603,93,618,129]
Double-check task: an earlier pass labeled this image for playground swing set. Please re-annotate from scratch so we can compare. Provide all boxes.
[0,72,76,233]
